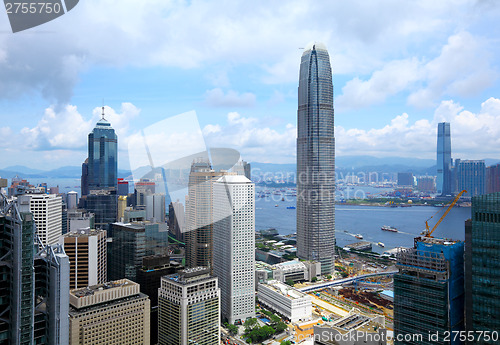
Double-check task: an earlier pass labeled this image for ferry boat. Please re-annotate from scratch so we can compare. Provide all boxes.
[381,225,398,232]
[275,204,279,207]
[354,234,363,239]
[377,242,385,247]
[286,206,296,209]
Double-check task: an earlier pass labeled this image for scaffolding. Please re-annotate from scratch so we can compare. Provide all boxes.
[394,238,464,345]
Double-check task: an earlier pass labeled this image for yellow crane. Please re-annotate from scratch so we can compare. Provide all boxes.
[422,190,467,238]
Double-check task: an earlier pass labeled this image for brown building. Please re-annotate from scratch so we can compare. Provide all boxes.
[486,163,500,194]
[185,160,233,270]
[69,279,150,345]
[60,228,107,289]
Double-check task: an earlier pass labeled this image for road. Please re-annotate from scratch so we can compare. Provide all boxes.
[298,270,398,292]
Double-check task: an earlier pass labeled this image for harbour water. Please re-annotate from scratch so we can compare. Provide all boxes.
[255,191,471,253]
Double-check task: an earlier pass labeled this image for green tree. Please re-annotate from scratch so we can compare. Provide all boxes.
[281,341,292,345]
[225,322,238,335]
[326,274,332,280]
[274,321,287,333]
[285,279,294,287]
[311,276,318,282]
[244,318,258,331]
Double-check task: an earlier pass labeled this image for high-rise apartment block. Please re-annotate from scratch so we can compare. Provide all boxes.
[213,175,255,324]
[437,122,452,196]
[185,160,229,270]
[296,42,336,275]
[417,176,436,193]
[397,172,414,187]
[467,193,500,341]
[69,279,150,345]
[158,267,220,345]
[18,193,62,246]
[394,236,464,344]
[486,163,500,194]
[60,228,107,289]
[455,159,485,197]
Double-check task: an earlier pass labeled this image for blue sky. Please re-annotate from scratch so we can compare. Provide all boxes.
[1,0,500,170]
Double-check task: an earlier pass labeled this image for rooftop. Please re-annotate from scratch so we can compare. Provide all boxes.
[260,280,309,300]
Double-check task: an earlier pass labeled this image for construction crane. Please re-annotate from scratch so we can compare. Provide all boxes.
[421,190,467,238]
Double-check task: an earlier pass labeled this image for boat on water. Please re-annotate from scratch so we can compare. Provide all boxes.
[381,225,398,232]
[275,204,279,207]
[286,206,296,209]
[377,242,385,247]
[354,234,363,239]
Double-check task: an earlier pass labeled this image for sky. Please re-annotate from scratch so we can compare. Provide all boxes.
[1,0,500,170]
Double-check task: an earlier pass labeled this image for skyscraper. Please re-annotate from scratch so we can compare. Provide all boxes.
[468,193,500,340]
[87,108,118,190]
[60,228,107,289]
[213,175,255,324]
[84,109,118,229]
[69,279,150,345]
[437,122,452,196]
[185,160,228,270]
[18,193,62,247]
[0,197,35,345]
[1,193,69,345]
[296,42,335,275]
[394,236,464,344]
[456,159,486,197]
[158,267,220,345]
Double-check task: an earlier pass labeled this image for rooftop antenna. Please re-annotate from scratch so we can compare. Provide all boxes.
[101,99,106,120]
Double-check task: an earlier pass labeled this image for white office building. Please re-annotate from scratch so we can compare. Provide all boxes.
[257,280,312,323]
[145,193,166,223]
[213,175,255,324]
[18,193,62,246]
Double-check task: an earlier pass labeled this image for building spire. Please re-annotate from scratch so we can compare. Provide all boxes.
[101,106,106,121]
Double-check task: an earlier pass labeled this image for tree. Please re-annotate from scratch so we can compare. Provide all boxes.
[244,318,258,331]
[225,323,238,335]
[274,321,287,333]
[285,279,294,287]
[281,341,292,345]
[326,274,332,280]
[270,314,281,325]
[311,276,318,282]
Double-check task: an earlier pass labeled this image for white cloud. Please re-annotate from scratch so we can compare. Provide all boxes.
[204,88,256,107]
[337,58,421,110]
[1,0,496,103]
[337,31,498,110]
[408,31,497,107]
[202,112,296,163]
[336,97,500,159]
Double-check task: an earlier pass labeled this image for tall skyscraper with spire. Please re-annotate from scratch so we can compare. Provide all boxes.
[296,42,336,275]
[84,107,118,229]
[88,107,118,190]
[437,122,452,196]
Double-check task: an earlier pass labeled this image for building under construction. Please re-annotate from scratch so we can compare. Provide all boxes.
[394,236,464,345]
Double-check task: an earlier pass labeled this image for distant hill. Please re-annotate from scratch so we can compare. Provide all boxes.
[1,155,499,180]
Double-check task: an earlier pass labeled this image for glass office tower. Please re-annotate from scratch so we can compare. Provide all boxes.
[296,42,335,275]
[88,110,118,190]
[437,122,452,196]
[469,193,500,343]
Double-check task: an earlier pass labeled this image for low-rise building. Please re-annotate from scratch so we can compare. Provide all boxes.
[313,308,387,345]
[257,280,312,323]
